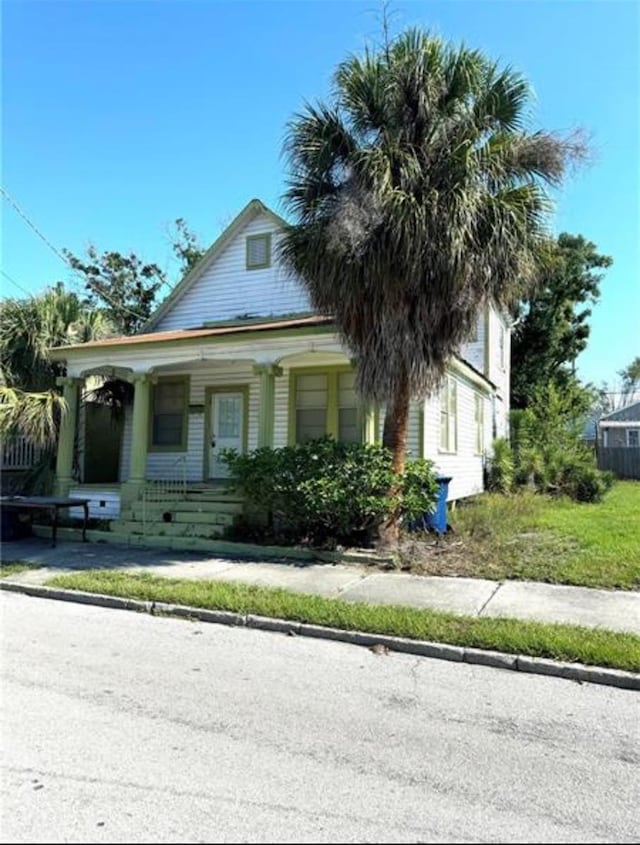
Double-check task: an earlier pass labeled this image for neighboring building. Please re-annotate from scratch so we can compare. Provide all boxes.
[597,401,640,479]
[48,199,511,541]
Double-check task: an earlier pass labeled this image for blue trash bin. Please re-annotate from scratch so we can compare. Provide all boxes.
[412,475,452,534]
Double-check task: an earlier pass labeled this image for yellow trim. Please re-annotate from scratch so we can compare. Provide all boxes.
[438,375,458,455]
[287,365,362,445]
[148,375,190,453]
[203,384,250,479]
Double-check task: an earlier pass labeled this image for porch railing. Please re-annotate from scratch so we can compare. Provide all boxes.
[141,456,188,533]
[1,436,42,470]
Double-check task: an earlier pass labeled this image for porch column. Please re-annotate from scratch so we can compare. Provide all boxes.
[129,373,153,484]
[253,364,283,448]
[364,404,378,445]
[55,376,81,497]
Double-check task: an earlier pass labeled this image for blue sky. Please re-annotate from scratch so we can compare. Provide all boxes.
[2,0,638,386]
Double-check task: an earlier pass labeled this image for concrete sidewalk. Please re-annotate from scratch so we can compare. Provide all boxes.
[3,537,640,635]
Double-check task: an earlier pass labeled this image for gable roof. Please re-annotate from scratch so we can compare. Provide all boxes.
[598,400,640,423]
[143,198,289,332]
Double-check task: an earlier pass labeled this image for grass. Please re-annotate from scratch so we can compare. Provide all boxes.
[414,481,640,591]
[47,569,640,673]
[0,560,42,578]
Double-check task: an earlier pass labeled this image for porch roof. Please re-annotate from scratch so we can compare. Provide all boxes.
[49,315,333,357]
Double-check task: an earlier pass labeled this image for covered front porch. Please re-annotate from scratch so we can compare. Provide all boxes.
[51,320,381,534]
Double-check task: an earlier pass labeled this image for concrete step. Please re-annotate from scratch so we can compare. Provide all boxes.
[127,500,243,520]
[120,510,236,527]
[109,520,226,540]
[184,490,243,503]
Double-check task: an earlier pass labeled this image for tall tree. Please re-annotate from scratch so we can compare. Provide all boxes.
[511,234,612,409]
[63,246,166,334]
[170,218,206,276]
[0,284,115,447]
[281,29,584,538]
[620,356,640,404]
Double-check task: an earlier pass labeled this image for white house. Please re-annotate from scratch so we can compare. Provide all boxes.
[49,199,511,544]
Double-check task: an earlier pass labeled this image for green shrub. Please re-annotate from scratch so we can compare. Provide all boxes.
[555,455,614,503]
[508,384,612,504]
[486,437,514,493]
[221,438,438,547]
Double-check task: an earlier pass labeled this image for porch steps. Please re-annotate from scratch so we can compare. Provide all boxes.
[127,500,243,519]
[111,488,245,542]
[109,520,229,539]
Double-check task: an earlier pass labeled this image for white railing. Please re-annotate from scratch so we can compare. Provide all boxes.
[1,436,42,470]
[141,456,188,533]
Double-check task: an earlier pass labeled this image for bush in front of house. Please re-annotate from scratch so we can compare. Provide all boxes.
[487,384,613,504]
[221,437,438,548]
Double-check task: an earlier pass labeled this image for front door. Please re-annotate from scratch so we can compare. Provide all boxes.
[209,391,245,479]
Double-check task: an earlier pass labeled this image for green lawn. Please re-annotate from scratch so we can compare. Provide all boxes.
[0,561,42,578]
[440,481,640,590]
[47,569,640,673]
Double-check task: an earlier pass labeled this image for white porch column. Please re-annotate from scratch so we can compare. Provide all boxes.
[253,364,283,448]
[54,376,81,497]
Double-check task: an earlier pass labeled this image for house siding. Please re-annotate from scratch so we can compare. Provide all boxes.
[460,311,486,373]
[118,365,261,482]
[422,374,491,501]
[155,213,311,331]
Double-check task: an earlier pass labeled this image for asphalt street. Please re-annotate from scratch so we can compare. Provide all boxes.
[1,592,638,843]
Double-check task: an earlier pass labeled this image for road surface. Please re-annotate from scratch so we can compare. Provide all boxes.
[1,592,638,843]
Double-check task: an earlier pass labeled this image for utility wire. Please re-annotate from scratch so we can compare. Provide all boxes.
[0,268,33,298]
[1,185,147,324]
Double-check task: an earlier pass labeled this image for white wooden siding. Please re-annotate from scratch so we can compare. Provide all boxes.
[69,487,121,520]
[140,365,260,481]
[422,375,490,501]
[459,311,486,373]
[155,213,311,331]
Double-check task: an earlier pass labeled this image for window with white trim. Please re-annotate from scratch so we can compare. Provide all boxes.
[439,377,457,452]
[628,429,640,448]
[474,393,484,454]
[246,233,271,270]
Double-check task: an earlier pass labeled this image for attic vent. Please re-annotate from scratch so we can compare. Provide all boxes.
[246,233,271,270]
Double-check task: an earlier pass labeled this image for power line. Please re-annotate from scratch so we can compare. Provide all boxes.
[0,268,33,298]
[1,185,147,325]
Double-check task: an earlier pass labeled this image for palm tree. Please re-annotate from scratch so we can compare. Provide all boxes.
[281,30,585,538]
[0,284,115,449]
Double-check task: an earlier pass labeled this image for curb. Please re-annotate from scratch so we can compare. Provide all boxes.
[2,580,638,691]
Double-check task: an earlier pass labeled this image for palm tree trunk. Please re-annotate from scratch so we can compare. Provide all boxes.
[379,377,411,546]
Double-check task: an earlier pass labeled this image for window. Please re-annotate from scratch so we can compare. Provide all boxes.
[246,233,271,270]
[151,379,187,449]
[439,377,457,452]
[338,371,359,443]
[295,373,328,443]
[628,429,640,448]
[499,324,506,370]
[474,393,484,454]
[292,369,360,444]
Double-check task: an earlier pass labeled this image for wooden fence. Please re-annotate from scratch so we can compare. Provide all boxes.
[597,447,640,479]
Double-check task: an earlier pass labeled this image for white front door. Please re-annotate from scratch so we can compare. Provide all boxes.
[209,391,245,478]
